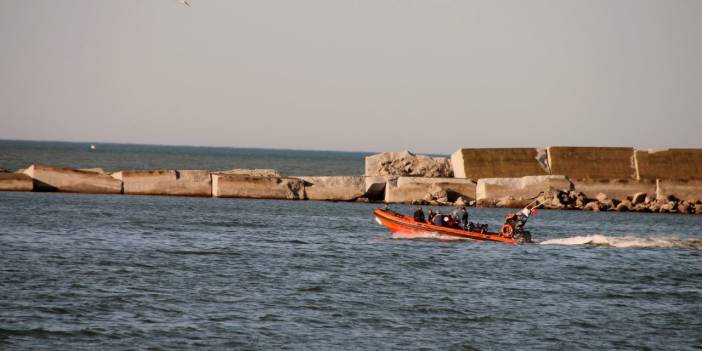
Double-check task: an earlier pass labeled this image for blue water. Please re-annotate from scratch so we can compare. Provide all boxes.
[0,140,372,175]
[1,192,701,350]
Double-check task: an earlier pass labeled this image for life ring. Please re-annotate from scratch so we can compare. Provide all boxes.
[500,224,514,237]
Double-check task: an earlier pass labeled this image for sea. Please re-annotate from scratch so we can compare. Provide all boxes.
[0,140,370,176]
[1,140,701,350]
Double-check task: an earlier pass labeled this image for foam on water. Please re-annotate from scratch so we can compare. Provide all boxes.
[539,234,702,250]
[390,231,702,249]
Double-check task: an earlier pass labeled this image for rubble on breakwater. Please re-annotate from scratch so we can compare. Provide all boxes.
[1,146,701,214]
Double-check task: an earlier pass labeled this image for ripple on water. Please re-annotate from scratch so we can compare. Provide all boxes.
[0,193,701,350]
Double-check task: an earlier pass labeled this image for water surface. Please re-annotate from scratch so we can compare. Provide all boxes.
[1,192,700,350]
[0,140,371,175]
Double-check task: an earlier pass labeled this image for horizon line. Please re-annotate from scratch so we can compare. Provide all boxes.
[0,138,393,156]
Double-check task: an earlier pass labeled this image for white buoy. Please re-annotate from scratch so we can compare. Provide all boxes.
[90,144,96,150]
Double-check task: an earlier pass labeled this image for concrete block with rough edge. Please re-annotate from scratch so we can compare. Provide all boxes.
[23,164,122,194]
[0,172,34,192]
[635,149,702,180]
[476,175,573,207]
[451,148,549,179]
[212,174,305,200]
[656,179,702,202]
[547,147,635,180]
[384,177,476,204]
[365,151,452,177]
[300,176,365,201]
[111,170,212,197]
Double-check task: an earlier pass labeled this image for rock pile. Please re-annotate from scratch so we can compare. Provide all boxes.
[365,151,452,177]
[530,190,702,214]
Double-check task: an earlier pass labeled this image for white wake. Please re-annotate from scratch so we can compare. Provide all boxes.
[539,234,702,250]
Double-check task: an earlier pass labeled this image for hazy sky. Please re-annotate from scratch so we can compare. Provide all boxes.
[1,0,700,154]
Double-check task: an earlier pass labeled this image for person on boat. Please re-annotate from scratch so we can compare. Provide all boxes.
[432,210,445,226]
[427,209,435,223]
[444,215,457,228]
[413,207,425,222]
[451,206,469,229]
[502,208,534,238]
[458,206,469,229]
[448,212,461,228]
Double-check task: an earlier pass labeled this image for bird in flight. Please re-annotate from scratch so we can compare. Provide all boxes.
[178,0,191,7]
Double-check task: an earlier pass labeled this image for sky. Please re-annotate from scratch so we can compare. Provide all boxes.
[0,0,700,154]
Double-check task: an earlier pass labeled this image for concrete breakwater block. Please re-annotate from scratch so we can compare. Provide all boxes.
[215,169,281,177]
[0,172,34,191]
[212,174,305,200]
[365,151,452,178]
[571,179,656,201]
[450,148,549,179]
[548,147,635,180]
[364,176,394,201]
[656,179,702,202]
[78,168,107,174]
[384,177,476,204]
[22,164,122,194]
[300,176,365,201]
[476,175,572,207]
[111,170,212,197]
[635,149,702,180]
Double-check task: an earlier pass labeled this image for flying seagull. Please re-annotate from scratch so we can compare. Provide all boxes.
[178,0,191,7]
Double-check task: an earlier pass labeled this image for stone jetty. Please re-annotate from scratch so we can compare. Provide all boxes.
[2,146,701,214]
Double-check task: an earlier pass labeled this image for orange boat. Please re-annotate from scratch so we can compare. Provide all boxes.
[373,208,531,244]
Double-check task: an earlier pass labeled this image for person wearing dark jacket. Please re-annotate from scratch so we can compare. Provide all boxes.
[459,206,469,229]
[413,207,425,222]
